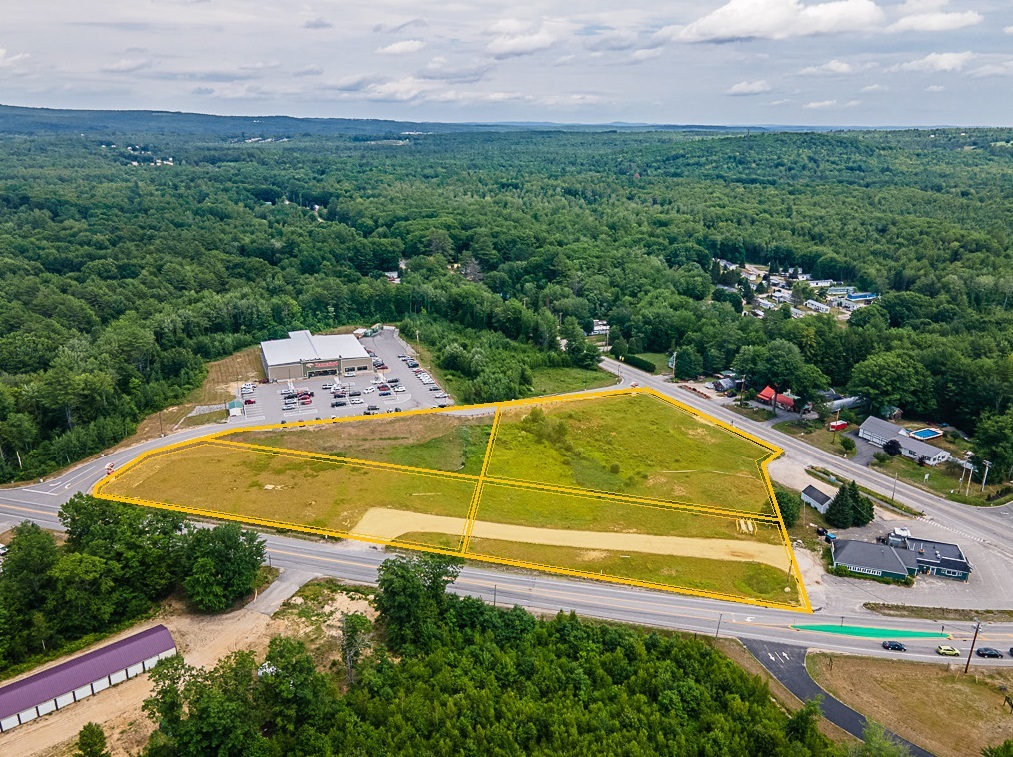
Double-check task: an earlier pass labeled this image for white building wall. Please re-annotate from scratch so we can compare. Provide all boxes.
[55,692,75,708]
[92,676,110,693]
[127,663,144,678]
[36,700,56,716]
[73,684,93,700]
[109,670,127,685]
[17,708,37,723]
[1,715,20,731]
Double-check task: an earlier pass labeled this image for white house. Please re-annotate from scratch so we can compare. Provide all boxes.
[805,299,831,314]
[858,417,951,466]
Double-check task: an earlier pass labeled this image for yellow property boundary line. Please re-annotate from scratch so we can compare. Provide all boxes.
[92,386,811,613]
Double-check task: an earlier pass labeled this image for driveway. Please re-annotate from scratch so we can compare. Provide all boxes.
[741,639,934,757]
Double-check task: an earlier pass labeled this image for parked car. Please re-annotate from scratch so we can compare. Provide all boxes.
[435,392,449,399]
[321,382,334,390]
[350,398,364,405]
[363,387,376,394]
[394,386,406,393]
[976,647,1003,659]
[429,386,442,392]
[349,390,361,397]
[333,392,347,399]
[379,391,391,397]
[376,364,388,371]
[367,404,380,411]
[882,641,906,651]
[388,377,400,384]
[936,645,960,656]
[0,544,8,556]
[244,399,256,405]
[392,407,403,413]
[331,401,347,408]
[300,398,312,405]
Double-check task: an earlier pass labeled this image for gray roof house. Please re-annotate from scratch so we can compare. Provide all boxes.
[0,625,176,732]
[831,539,918,581]
[857,417,950,466]
[801,485,832,515]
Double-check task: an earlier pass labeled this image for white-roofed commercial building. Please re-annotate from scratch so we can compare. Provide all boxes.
[260,330,371,381]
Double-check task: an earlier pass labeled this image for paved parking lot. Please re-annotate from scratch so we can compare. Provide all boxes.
[227,327,450,426]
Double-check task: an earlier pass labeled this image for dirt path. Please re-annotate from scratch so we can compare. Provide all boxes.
[0,607,278,757]
[352,507,790,568]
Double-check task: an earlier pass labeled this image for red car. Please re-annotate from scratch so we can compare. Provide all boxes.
[300,398,312,405]
[243,399,256,405]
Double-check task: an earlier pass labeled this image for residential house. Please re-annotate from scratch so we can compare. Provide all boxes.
[805,299,831,314]
[756,299,778,310]
[857,417,950,465]
[846,292,879,303]
[801,485,832,515]
[809,279,836,288]
[827,286,856,297]
[772,290,793,303]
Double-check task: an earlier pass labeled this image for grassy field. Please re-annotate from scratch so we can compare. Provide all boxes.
[773,422,856,458]
[466,537,800,605]
[727,404,777,423]
[102,442,476,538]
[631,352,672,374]
[487,393,775,514]
[227,413,493,475]
[807,653,1013,757]
[476,483,784,543]
[99,392,801,609]
[872,454,1012,506]
[528,366,616,396]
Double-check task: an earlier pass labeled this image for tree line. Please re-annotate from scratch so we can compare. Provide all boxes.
[0,495,264,674]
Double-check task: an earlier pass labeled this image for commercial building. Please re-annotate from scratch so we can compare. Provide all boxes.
[831,533,972,582]
[0,625,176,733]
[260,330,372,382]
[858,417,950,466]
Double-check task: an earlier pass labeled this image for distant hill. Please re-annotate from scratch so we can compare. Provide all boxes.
[0,104,772,138]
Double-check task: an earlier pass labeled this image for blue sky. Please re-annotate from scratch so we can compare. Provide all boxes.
[1,0,1010,125]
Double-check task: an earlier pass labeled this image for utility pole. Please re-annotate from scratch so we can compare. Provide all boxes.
[965,620,982,674]
[715,613,723,638]
[831,408,841,444]
[890,470,899,503]
[981,460,992,492]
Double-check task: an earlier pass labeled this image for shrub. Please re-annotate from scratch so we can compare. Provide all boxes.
[621,354,656,373]
[873,451,890,465]
[840,437,856,453]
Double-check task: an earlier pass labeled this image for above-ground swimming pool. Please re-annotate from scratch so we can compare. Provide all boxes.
[909,428,942,440]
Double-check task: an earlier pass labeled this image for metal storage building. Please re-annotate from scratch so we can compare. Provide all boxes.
[260,330,371,381]
[0,624,176,733]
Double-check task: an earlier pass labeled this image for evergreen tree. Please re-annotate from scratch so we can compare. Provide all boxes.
[850,480,875,526]
[825,483,854,529]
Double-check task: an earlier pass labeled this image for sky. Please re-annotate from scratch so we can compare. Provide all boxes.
[1,0,1011,126]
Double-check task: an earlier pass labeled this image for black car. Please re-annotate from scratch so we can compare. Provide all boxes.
[388,377,400,384]
[882,641,906,651]
[429,386,442,392]
[331,401,347,407]
[349,390,361,397]
[367,405,380,411]
[283,393,297,400]
[977,647,1003,659]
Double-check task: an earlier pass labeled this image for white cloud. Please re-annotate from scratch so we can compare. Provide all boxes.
[630,48,662,62]
[770,98,792,105]
[487,29,555,58]
[670,0,885,43]
[1005,26,1013,35]
[894,51,974,72]
[860,83,887,92]
[364,76,434,101]
[889,10,981,32]
[373,18,427,34]
[803,99,838,108]
[971,60,1013,77]
[302,18,332,30]
[293,65,323,77]
[376,39,426,55]
[0,47,30,68]
[101,58,152,74]
[800,59,853,75]
[727,79,772,95]
[925,84,945,91]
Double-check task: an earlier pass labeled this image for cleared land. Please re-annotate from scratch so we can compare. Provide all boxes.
[808,653,1013,757]
[96,390,803,609]
[486,394,775,514]
[101,442,476,547]
[228,412,493,475]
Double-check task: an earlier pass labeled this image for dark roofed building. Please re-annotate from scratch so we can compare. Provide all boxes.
[831,539,917,581]
[801,485,832,515]
[0,625,176,732]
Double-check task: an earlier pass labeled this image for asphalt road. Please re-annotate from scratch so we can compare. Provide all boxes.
[2,358,1013,669]
[741,639,934,757]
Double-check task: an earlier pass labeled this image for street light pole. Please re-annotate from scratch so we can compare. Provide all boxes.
[890,471,899,503]
[715,613,723,638]
[981,460,992,492]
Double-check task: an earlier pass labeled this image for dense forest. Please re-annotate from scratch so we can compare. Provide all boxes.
[138,553,898,757]
[1,120,1012,481]
[0,496,265,675]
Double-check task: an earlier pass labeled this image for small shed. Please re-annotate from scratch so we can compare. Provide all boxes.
[0,625,176,732]
[227,399,243,417]
[801,485,833,515]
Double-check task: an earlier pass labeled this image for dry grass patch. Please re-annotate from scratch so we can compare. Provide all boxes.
[226,412,493,474]
[807,653,1013,757]
[101,442,476,538]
